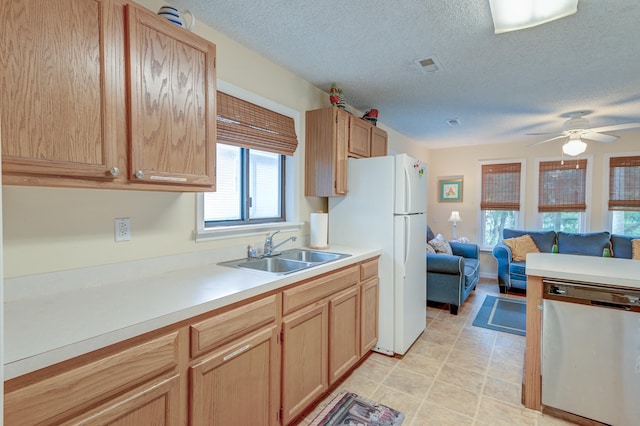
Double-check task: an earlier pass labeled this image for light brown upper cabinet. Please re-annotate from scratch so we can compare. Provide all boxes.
[126,3,216,189]
[0,0,121,181]
[0,0,217,191]
[305,106,387,197]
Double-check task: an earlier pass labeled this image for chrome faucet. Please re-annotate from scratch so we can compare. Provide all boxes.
[263,230,297,257]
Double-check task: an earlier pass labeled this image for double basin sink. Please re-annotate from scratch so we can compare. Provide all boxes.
[219,248,350,274]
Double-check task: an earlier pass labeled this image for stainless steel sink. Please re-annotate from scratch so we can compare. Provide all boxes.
[219,249,350,274]
[278,249,347,263]
[236,257,314,274]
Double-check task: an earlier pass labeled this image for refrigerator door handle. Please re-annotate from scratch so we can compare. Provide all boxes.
[403,216,410,266]
[404,167,411,213]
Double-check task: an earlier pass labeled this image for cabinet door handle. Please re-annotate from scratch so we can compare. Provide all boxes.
[135,170,144,179]
[149,175,188,182]
[223,344,252,361]
[109,167,120,177]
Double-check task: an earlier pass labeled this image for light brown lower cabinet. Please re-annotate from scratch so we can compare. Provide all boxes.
[360,277,379,355]
[281,303,329,425]
[60,374,181,426]
[190,325,280,426]
[329,286,360,385]
[4,258,379,426]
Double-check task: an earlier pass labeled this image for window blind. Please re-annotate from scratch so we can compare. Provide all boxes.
[481,162,522,210]
[609,155,640,210]
[538,159,587,212]
[216,92,298,156]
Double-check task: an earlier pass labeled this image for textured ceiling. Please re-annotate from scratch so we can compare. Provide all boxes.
[169,0,640,149]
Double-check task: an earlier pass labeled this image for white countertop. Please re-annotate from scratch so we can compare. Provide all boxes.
[4,245,380,380]
[526,253,640,289]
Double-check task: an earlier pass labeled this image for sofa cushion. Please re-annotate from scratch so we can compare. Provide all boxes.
[426,243,436,254]
[426,226,436,242]
[463,258,479,288]
[610,234,639,259]
[557,231,610,256]
[428,234,452,255]
[503,229,556,253]
[634,240,640,260]
[503,234,540,261]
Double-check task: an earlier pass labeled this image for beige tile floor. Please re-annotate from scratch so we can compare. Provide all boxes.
[299,278,577,426]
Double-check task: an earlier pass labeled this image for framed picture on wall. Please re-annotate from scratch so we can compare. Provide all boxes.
[438,176,463,202]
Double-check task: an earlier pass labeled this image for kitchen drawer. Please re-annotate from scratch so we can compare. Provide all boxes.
[282,265,359,315]
[360,257,379,281]
[5,331,180,426]
[190,294,278,358]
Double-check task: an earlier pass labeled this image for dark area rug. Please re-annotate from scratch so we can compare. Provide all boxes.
[472,295,526,336]
[309,391,404,426]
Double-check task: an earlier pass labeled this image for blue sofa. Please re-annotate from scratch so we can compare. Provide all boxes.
[493,229,638,293]
[426,226,480,315]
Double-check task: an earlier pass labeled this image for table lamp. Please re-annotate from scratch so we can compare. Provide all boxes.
[448,211,462,240]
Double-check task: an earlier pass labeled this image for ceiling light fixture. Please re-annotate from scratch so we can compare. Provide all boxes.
[562,135,587,156]
[488,0,578,34]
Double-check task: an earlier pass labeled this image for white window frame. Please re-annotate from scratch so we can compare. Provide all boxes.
[477,158,526,250]
[535,155,593,232]
[603,151,640,233]
[195,81,303,242]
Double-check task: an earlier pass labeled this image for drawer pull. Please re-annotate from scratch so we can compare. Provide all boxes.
[150,175,188,182]
[223,344,252,361]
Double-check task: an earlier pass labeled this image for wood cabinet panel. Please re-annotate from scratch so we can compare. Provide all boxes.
[281,303,328,425]
[60,374,180,426]
[190,294,278,358]
[360,257,379,281]
[126,4,216,188]
[360,277,379,355]
[0,0,119,180]
[348,117,371,157]
[305,107,387,196]
[282,265,359,315]
[4,331,180,426]
[329,286,360,385]
[370,126,388,157]
[190,325,280,426]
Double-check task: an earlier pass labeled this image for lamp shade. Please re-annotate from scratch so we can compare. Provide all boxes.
[489,0,578,34]
[562,137,587,156]
[448,211,462,222]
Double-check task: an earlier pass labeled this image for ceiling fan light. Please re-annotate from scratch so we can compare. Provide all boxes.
[489,0,578,34]
[562,137,587,156]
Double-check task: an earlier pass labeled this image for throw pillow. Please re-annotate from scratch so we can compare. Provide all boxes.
[503,234,540,262]
[428,234,453,255]
[426,244,436,254]
[633,239,640,260]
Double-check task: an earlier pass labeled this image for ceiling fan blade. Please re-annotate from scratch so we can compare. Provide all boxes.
[526,132,563,136]
[528,134,567,147]
[583,132,619,143]
[587,122,640,133]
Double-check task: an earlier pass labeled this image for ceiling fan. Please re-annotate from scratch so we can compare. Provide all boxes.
[528,113,640,156]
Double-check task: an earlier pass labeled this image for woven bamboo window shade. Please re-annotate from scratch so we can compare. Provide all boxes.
[538,159,587,212]
[480,162,522,210]
[609,156,640,210]
[216,92,298,156]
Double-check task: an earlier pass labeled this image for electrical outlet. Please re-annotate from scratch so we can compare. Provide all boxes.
[115,218,131,242]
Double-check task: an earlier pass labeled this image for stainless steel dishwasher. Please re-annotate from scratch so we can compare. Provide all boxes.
[542,279,640,425]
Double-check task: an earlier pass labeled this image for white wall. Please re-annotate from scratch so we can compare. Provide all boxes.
[2,0,420,279]
[426,131,640,276]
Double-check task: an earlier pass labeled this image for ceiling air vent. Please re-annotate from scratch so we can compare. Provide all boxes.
[414,56,442,74]
[446,119,462,126]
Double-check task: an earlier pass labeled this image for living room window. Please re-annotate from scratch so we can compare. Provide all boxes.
[608,155,640,236]
[537,158,590,233]
[196,85,301,241]
[479,160,525,248]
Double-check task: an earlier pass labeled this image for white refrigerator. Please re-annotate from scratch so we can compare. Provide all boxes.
[328,154,427,355]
